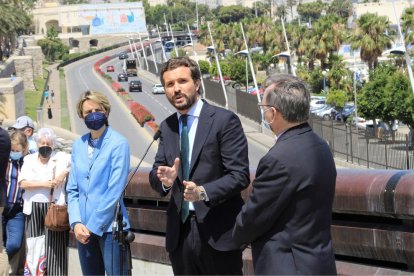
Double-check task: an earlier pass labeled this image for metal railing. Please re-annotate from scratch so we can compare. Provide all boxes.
[309,117,414,170]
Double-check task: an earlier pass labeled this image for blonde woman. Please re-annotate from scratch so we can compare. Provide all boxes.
[67,91,130,275]
[19,128,70,275]
[2,131,28,275]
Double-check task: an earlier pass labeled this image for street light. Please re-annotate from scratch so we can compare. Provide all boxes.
[322,70,327,96]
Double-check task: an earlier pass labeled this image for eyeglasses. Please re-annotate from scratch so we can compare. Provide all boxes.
[257,104,275,113]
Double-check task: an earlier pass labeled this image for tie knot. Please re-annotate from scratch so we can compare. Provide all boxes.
[180,114,188,125]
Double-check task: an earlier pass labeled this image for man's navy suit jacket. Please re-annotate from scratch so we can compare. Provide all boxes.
[149,101,250,252]
[233,123,337,275]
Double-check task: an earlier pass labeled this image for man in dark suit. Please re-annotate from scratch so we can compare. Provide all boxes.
[149,57,250,275]
[233,74,337,275]
[0,127,11,274]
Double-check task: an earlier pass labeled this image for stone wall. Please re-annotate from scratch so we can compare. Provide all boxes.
[0,77,25,120]
[13,56,35,90]
[0,58,15,78]
[23,46,44,77]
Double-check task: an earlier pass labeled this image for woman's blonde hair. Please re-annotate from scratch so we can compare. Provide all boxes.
[76,90,111,118]
[10,130,28,154]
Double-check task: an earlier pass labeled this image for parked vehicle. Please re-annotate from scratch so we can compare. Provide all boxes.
[315,106,336,120]
[335,105,355,122]
[106,65,115,72]
[117,73,128,82]
[126,59,137,76]
[310,99,326,110]
[152,84,165,94]
[129,80,142,92]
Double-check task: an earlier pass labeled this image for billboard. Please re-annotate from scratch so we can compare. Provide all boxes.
[58,2,147,35]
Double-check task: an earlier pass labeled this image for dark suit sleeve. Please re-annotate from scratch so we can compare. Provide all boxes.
[149,123,170,197]
[202,112,250,206]
[232,151,298,246]
[0,128,11,207]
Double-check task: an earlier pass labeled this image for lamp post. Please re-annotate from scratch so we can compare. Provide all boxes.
[322,70,327,96]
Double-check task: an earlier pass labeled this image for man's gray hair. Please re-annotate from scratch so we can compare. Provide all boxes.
[263,74,310,123]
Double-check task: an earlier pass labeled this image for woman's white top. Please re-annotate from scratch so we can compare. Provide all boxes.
[18,151,71,215]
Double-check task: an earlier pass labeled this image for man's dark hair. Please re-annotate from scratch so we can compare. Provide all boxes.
[160,57,201,91]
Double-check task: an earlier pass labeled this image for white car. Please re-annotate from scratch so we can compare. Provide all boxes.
[152,84,165,94]
[315,106,336,120]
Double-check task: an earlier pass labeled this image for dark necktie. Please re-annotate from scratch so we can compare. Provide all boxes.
[180,114,190,223]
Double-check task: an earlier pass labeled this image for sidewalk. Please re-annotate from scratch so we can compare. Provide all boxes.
[43,64,61,128]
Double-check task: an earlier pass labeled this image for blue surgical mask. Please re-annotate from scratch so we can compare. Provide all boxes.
[85,112,107,131]
[10,151,23,161]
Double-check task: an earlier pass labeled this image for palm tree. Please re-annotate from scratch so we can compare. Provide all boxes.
[349,13,392,70]
[401,7,414,45]
[311,15,346,70]
[286,0,297,21]
[0,2,31,60]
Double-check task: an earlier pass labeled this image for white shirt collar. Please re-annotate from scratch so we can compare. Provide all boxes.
[177,98,204,119]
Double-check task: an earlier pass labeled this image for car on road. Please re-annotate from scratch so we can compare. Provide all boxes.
[152,84,165,94]
[118,52,129,59]
[118,73,128,82]
[129,80,142,92]
[106,65,115,72]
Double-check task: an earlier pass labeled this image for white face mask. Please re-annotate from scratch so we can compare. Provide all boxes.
[261,107,274,130]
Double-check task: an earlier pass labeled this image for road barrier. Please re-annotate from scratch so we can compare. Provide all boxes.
[69,168,414,274]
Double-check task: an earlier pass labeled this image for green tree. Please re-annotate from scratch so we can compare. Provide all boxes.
[0,1,31,60]
[216,5,252,24]
[326,89,348,110]
[384,70,414,139]
[37,27,69,62]
[296,1,326,23]
[198,60,210,74]
[358,64,396,128]
[311,15,346,69]
[401,7,414,45]
[327,0,352,21]
[349,13,391,70]
[286,0,297,20]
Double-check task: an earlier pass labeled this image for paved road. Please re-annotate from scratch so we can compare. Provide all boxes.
[64,49,158,166]
[63,49,271,169]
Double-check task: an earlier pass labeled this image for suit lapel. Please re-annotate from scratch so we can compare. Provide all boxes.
[90,127,110,168]
[190,103,214,174]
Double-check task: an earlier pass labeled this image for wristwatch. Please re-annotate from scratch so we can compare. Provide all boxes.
[198,186,208,201]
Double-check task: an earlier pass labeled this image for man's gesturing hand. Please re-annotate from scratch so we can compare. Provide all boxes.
[157,158,180,188]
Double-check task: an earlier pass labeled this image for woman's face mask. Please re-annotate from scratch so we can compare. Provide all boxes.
[10,151,23,161]
[84,112,107,131]
[38,146,53,158]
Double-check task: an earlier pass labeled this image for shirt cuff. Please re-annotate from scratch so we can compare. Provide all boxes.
[162,183,172,192]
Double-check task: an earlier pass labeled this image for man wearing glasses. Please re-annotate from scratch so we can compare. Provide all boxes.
[233,74,337,275]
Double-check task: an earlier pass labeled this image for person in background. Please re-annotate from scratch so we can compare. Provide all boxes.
[2,131,28,275]
[0,127,11,276]
[67,90,130,275]
[10,116,37,154]
[149,57,250,275]
[232,74,337,275]
[44,90,49,104]
[19,128,70,276]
